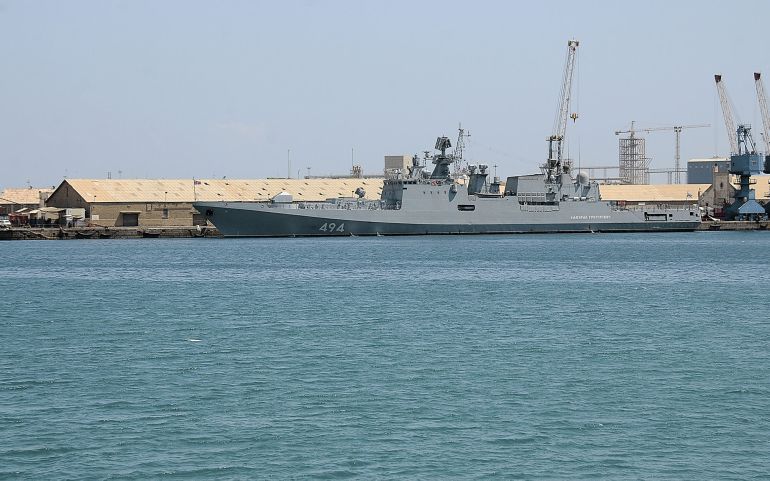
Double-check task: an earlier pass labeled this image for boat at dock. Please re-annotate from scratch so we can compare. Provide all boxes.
[194,136,700,237]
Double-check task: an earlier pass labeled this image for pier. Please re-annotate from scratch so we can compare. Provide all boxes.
[0,225,221,240]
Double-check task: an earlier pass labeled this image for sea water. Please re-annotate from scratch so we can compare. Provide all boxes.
[1,232,769,479]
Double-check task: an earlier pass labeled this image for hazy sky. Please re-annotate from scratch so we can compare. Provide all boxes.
[2,0,769,190]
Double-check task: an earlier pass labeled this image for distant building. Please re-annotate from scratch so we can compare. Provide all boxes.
[687,158,729,184]
[0,187,53,216]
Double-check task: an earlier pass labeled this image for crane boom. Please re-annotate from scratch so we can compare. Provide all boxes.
[715,74,739,154]
[546,39,579,181]
[552,40,579,142]
[754,72,770,153]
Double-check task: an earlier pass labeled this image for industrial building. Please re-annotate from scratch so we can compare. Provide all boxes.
[687,158,730,184]
[699,173,770,214]
[45,178,384,227]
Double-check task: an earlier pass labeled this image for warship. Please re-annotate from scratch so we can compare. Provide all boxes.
[194,133,700,237]
[194,40,701,237]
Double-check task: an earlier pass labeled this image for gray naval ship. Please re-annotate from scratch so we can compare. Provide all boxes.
[194,135,701,237]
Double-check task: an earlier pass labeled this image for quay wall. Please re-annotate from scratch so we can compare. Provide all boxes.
[0,226,221,240]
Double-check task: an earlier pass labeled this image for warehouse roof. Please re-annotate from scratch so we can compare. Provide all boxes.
[0,187,54,205]
[56,178,384,203]
[599,183,710,202]
[688,157,729,163]
[51,177,766,205]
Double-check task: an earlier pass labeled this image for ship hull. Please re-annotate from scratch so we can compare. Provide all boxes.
[195,201,701,237]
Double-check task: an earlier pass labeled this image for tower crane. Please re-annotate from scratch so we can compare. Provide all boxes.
[753,72,770,173]
[545,39,579,182]
[614,123,709,184]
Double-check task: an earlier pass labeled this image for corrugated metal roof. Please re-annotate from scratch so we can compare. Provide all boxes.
[0,187,53,205]
[58,178,767,204]
[62,178,385,203]
[599,184,711,202]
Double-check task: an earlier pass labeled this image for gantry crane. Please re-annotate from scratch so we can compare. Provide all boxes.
[714,73,766,220]
[614,123,709,183]
[753,72,770,174]
[545,39,579,182]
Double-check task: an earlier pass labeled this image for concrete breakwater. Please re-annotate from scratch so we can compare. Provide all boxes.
[0,226,221,240]
[697,220,770,231]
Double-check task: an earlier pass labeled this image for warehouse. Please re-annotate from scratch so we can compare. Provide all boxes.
[599,183,709,207]
[0,187,54,215]
[45,178,384,227]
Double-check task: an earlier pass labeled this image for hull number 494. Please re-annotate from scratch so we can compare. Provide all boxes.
[319,222,345,233]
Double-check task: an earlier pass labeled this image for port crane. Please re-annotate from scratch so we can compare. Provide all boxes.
[714,74,766,220]
[614,123,710,184]
[545,39,579,182]
[753,72,770,173]
[714,74,739,155]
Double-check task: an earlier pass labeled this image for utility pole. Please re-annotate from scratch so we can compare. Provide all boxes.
[287,149,291,179]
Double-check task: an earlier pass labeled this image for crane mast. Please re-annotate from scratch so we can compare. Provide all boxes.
[546,39,579,181]
[754,72,770,154]
[714,74,739,154]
